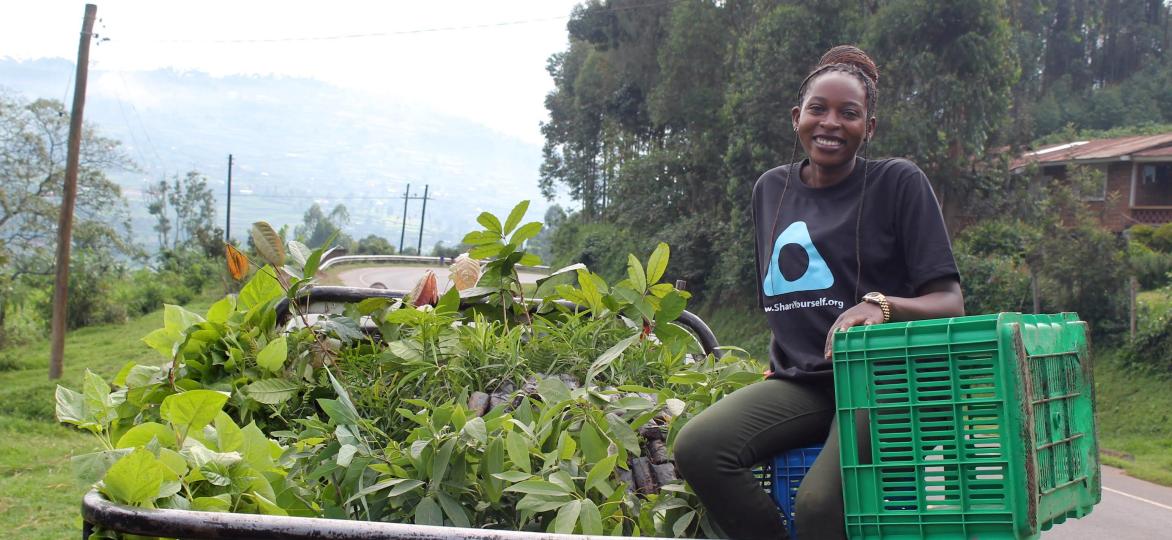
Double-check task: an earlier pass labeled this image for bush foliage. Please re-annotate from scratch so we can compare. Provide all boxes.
[57,202,762,538]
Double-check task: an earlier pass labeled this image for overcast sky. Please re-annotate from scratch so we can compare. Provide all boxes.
[0,0,583,144]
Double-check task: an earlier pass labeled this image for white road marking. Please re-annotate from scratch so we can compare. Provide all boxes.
[1103,486,1172,512]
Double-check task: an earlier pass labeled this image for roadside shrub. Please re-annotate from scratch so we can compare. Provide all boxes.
[33,252,128,329]
[954,250,1032,315]
[1129,241,1172,289]
[1121,309,1172,373]
[1036,225,1129,340]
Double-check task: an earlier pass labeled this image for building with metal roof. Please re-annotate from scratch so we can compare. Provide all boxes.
[1012,133,1172,231]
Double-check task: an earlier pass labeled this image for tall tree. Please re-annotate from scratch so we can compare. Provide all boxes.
[145,170,219,254]
[865,0,1018,223]
[0,93,134,345]
[295,203,352,249]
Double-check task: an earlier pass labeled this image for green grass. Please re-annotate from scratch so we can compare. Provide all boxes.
[0,294,214,539]
[1094,349,1172,485]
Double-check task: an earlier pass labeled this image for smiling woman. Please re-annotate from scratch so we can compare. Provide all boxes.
[673,45,965,540]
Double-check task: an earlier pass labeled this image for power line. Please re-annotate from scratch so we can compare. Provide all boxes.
[112,0,679,45]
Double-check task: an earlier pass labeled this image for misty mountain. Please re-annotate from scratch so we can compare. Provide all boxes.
[0,57,550,253]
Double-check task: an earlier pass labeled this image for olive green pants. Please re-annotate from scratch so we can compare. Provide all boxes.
[674,378,846,540]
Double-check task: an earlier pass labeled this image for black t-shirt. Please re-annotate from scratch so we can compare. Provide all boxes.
[751,157,959,379]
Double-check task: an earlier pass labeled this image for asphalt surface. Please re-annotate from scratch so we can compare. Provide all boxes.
[1045,465,1172,538]
[332,266,1172,538]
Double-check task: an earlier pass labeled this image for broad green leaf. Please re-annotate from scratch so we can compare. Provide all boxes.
[205,297,236,324]
[337,444,358,467]
[318,398,360,426]
[287,240,311,267]
[437,491,471,528]
[537,376,571,405]
[124,364,164,388]
[579,498,603,535]
[506,430,530,473]
[509,221,542,245]
[414,496,443,526]
[627,254,647,294]
[388,478,425,496]
[256,336,288,373]
[250,491,289,516]
[239,422,277,471]
[72,449,132,486]
[553,499,582,534]
[646,243,670,285]
[586,454,618,494]
[578,421,607,464]
[158,448,188,477]
[504,479,570,497]
[192,495,232,512]
[605,413,640,455]
[141,327,182,358]
[116,422,176,449]
[503,200,529,234]
[54,385,88,428]
[84,369,121,420]
[250,221,286,266]
[655,291,687,324]
[160,390,229,441]
[163,304,205,332]
[462,230,500,245]
[516,492,572,513]
[476,212,503,235]
[648,282,674,298]
[549,470,576,494]
[673,510,697,537]
[213,412,244,452]
[587,333,640,382]
[238,266,283,310]
[469,241,504,260]
[101,449,165,505]
[431,438,456,488]
[491,471,533,483]
[462,417,487,444]
[518,252,543,267]
[244,378,301,405]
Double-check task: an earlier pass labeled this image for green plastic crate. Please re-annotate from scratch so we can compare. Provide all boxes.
[833,313,1100,540]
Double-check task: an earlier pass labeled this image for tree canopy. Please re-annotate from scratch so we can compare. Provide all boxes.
[541,0,1172,298]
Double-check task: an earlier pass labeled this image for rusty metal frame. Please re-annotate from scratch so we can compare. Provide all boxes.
[82,490,672,540]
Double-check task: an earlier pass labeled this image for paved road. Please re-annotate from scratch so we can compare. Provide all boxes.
[1045,465,1172,538]
[335,264,547,292]
[333,267,1171,538]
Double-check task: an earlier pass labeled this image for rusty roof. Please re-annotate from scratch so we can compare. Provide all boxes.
[1012,133,1172,170]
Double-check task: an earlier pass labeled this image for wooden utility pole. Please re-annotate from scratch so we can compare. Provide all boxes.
[416,184,430,255]
[49,4,97,380]
[225,154,233,241]
[399,183,411,252]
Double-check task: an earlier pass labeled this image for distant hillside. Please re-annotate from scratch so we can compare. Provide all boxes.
[0,57,549,252]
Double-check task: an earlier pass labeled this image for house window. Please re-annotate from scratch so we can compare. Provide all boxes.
[1135,163,1172,207]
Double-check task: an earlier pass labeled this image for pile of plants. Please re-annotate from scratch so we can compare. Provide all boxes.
[57,201,763,538]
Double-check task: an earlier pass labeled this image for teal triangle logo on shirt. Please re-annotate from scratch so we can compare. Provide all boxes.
[763,221,835,296]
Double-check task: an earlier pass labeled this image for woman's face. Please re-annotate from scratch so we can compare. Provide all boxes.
[791,71,875,171]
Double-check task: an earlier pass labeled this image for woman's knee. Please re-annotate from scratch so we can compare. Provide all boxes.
[672,413,727,480]
[793,483,843,525]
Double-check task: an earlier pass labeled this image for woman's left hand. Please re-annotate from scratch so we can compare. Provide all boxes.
[824,302,885,359]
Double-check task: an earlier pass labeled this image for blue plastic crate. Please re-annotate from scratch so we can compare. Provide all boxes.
[757,444,823,539]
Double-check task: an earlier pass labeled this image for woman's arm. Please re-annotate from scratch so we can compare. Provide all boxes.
[823,276,964,359]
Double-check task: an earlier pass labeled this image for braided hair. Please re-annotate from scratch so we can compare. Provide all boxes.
[767,45,880,303]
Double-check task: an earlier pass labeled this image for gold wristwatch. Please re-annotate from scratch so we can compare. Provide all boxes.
[862,292,891,323]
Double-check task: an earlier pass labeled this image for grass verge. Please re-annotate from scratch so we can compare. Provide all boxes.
[0,294,214,539]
